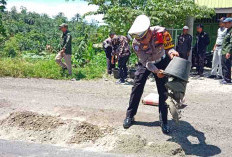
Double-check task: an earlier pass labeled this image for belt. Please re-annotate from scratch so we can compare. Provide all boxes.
[150,54,166,64]
[216,45,222,47]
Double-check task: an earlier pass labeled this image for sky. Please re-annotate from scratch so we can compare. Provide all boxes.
[5,0,104,23]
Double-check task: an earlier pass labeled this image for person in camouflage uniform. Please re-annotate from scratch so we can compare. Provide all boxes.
[220,18,232,84]
[55,23,72,75]
[111,35,131,84]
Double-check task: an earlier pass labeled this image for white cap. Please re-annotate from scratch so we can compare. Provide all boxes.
[128,15,150,39]
[183,26,189,30]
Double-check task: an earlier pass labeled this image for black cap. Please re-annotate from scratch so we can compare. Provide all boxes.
[109,32,115,36]
[218,17,226,22]
[197,24,204,28]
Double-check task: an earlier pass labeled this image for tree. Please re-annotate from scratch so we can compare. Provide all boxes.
[82,0,215,34]
[0,0,6,35]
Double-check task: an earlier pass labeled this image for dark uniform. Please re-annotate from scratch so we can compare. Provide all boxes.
[221,26,232,83]
[56,25,72,75]
[103,37,115,74]
[194,31,210,75]
[111,35,130,83]
[176,33,192,60]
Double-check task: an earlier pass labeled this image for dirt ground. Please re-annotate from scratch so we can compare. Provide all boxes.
[0,76,232,156]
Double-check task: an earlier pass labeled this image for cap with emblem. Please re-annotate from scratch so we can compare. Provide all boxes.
[59,23,68,29]
[183,26,189,30]
[223,17,232,23]
[128,15,150,40]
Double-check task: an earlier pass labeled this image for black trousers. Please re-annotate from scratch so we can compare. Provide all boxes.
[105,48,115,74]
[221,55,231,83]
[196,54,205,75]
[118,55,130,82]
[179,52,188,60]
[126,56,170,124]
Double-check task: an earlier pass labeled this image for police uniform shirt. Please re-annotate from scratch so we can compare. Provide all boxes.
[132,26,177,72]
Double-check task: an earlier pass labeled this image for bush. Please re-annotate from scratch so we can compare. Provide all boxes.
[0,52,107,80]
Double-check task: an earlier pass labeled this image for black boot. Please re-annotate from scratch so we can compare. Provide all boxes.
[159,114,170,134]
[207,75,216,79]
[123,117,134,129]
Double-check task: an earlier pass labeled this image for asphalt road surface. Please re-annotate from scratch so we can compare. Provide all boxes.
[0,77,232,156]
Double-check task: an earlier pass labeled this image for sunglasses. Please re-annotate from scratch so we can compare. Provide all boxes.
[131,29,149,41]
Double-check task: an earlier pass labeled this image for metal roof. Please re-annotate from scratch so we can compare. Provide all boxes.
[195,0,232,8]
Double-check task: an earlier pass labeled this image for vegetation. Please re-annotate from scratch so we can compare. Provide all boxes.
[84,0,215,35]
[0,5,109,79]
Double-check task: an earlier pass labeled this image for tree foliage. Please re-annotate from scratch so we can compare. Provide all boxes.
[0,0,6,36]
[83,0,215,34]
[0,7,108,67]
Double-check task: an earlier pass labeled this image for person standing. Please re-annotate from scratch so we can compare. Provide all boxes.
[194,24,210,77]
[55,23,72,75]
[176,26,192,60]
[220,17,232,84]
[123,15,179,134]
[103,33,116,75]
[208,17,227,79]
[111,35,130,84]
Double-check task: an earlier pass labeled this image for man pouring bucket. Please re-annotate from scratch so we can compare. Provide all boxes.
[123,15,180,134]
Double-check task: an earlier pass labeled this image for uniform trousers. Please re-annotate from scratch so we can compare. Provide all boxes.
[221,55,231,83]
[211,46,222,76]
[105,47,115,74]
[55,51,72,75]
[118,55,130,82]
[126,56,170,124]
[196,53,205,75]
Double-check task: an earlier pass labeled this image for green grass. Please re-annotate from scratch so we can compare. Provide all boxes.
[0,57,106,80]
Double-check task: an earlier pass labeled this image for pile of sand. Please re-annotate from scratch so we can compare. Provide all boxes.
[0,111,107,145]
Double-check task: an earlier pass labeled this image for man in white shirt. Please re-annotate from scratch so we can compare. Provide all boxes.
[208,17,227,79]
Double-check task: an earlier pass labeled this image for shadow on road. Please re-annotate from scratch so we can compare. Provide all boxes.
[168,120,221,157]
[133,120,221,156]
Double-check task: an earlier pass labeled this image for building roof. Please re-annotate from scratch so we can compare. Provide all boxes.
[195,0,232,8]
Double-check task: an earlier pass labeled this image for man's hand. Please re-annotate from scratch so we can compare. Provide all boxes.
[156,69,165,78]
[226,53,231,59]
[170,51,179,59]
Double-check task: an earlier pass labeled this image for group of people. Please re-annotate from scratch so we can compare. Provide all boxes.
[172,17,232,84]
[208,17,232,84]
[103,33,131,84]
[55,15,232,134]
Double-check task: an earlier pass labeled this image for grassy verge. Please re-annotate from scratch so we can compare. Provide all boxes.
[0,56,106,80]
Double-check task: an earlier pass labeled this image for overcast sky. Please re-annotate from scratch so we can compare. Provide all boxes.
[6,0,104,23]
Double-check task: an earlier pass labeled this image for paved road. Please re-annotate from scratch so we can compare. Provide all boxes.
[0,77,232,156]
[0,139,121,157]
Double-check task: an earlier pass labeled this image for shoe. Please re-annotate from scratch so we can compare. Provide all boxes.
[116,80,125,85]
[192,72,199,75]
[220,80,231,84]
[161,123,170,134]
[123,117,134,129]
[215,76,223,80]
[207,75,216,79]
[199,74,204,77]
